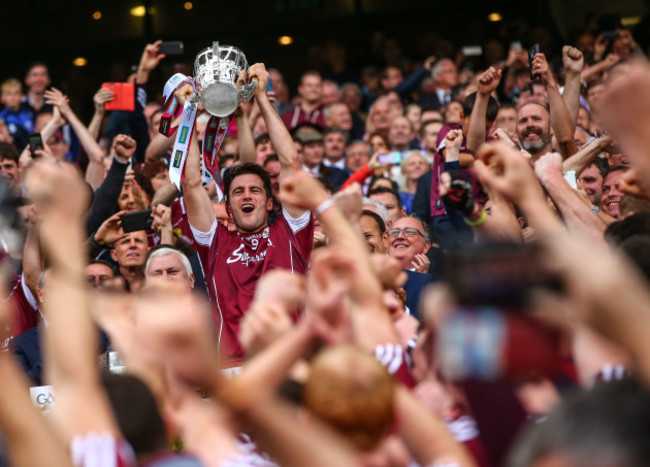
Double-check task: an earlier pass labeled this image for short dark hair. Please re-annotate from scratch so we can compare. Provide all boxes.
[101,372,168,458]
[254,133,270,147]
[223,162,272,202]
[361,209,386,234]
[463,91,499,122]
[605,213,650,245]
[88,259,116,275]
[0,142,19,163]
[262,154,280,168]
[591,157,609,178]
[368,185,403,211]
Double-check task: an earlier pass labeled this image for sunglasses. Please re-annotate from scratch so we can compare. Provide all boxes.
[388,227,423,238]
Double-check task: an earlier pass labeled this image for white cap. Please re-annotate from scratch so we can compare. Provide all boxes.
[162,73,194,104]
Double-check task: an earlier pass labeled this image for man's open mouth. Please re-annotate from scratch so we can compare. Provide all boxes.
[242,204,255,213]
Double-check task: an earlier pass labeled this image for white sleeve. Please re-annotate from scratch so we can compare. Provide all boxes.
[190,219,218,247]
[282,207,311,233]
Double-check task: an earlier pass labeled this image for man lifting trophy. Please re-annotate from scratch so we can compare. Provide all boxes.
[159,42,257,197]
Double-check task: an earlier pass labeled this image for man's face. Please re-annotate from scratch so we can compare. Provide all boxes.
[388,217,430,269]
[0,158,18,182]
[422,121,443,152]
[85,263,115,288]
[1,88,22,110]
[342,87,361,112]
[370,102,392,132]
[517,103,552,156]
[299,75,322,105]
[496,107,517,136]
[444,101,463,125]
[381,67,403,90]
[302,141,325,168]
[388,117,412,149]
[324,132,346,161]
[321,82,340,106]
[574,128,589,148]
[577,164,603,206]
[47,134,70,160]
[255,140,274,165]
[264,160,281,198]
[360,215,388,254]
[25,65,50,94]
[587,84,605,113]
[111,232,149,269]
[384,92,403,113]
[147,254,194,289]
[435,62,458,89]
[610,153,630,168]
[601,170,625,218]
[346,142,371,172]
[327,103,352,130]
[227,173,272,233]
[369,192,402,223]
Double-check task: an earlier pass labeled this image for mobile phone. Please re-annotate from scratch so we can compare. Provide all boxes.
[462,45,483,57]
[377,152,403,165]
[29,133,43,157]
[159,41,185,56]
[267,77,273,93]
[602,30,619,41]
[528,44,541,81]
[121,209,153,233]
[101,83,135,111]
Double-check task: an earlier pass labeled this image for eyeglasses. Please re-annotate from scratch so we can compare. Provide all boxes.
[388,227,423,238]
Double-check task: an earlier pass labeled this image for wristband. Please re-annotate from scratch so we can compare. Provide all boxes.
[464,208,488,227]
[315,198,337,217]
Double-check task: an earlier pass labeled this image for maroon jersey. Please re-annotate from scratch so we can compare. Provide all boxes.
[3,273,41,351]
[280,105,327,130]
[192,208,313,367]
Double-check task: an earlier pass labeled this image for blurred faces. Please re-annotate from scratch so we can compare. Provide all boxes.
[401,152,429,183]
[302,141,325,169]
[85,262,115,289]
[324,131,346,162]
[577,107,591,131]
[150,168,170,193]
[601,170,625,218]
[587,83,606,115]
[405,104,422,134]
[325,103,353,131]
[255,139,274,165]
[421,121,443,152]
[342,86,362,113]
[47,134,70,160]
[495,107,518,138]
[434,60,458,90]
[264,159,282,199]
[299,74,323,106]
[517,102,552,156]
[443,101,463,125]
[321,80,340,106]
[147,253,194,289]
[369,101,392,133]
[345,142,371,172]
[577,164,603,206]
[0,158,18,182]
[388,217,430,269]
[111,231,149,269]
[388,116,413,150]
[369,191,403,223]
[360,214,388,254]
[369,134,389,154]
[1,86,22,110]
[381,67,403,90]
[25,65,50,94]
[118,182,138,211]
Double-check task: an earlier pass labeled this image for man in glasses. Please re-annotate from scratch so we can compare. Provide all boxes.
[388,216,431,272]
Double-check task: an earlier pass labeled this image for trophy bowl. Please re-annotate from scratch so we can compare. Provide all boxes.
[194,42,254,117]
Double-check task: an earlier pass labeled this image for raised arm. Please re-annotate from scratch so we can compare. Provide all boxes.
[534,152,606,243]
[561,46,584,127]
[466,67,501,153]
[44,88,107,189]
[533,53,577,158]
[561,135,611,174]
[182,125,215,233]
[29,161,120,442]
[88,87,114,140]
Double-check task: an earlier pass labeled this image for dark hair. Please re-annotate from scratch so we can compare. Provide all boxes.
[88,259,117,275]
[0,142,19,163]
[607,165,628,177]
[263,154,280,167]
[324,127,348,143]
[254,133,270,146]
[223,162,272,202]
[101,372,168,458]
[463,91,499,122]
[368,185,403,211]
[619,235,650,283]
[591,157,610,178]
[368,176,400,195]
[605,213,650,245]
[361,209,387,234]
[137,161,167,181]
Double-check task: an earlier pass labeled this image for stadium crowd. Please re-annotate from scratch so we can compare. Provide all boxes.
[1,11,650,467]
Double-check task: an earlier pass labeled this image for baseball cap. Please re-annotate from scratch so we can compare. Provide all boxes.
[297,131,324,144]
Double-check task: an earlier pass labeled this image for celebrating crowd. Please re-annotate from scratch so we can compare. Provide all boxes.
[1,13,650,467]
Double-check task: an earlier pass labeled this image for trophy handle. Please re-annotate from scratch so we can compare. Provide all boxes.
[239,81,257,102]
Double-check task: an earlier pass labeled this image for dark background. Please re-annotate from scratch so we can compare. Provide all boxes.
[4,0,648,118]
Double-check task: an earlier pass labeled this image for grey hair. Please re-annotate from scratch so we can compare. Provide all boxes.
[362,197,391,225]
[145,247,192,278]
[432,58,454,79]
[405,214,431,243]
[341,82,362,97]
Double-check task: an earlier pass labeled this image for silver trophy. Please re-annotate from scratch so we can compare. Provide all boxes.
[194,42,256,118]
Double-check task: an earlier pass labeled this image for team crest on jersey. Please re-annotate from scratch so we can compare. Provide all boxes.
[262,227,269,239]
